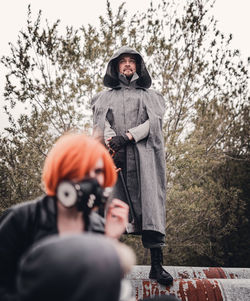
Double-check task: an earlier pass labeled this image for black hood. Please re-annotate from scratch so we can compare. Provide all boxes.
[103,46,152,88]
[17,234,122,301]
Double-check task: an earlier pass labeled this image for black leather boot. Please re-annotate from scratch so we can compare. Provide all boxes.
[149,248,173,286]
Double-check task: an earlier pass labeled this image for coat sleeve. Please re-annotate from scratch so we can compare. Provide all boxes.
[0,209,26,301]
[128,119,150,143]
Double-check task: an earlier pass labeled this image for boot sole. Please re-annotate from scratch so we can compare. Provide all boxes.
[149,274,173,286]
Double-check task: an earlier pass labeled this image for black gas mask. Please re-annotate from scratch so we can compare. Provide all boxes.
[56,178,109,229]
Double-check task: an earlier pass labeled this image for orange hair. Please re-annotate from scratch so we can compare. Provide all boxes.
[42,133,117,196]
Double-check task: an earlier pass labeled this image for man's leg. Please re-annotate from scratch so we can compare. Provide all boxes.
[142,230,173,286]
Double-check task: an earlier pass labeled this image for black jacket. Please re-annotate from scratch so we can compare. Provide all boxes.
[0,195,105,301]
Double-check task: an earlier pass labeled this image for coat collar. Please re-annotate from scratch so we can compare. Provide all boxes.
[112,72,146,91]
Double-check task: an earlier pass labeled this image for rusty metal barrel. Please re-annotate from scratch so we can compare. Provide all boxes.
[126,266,250,300]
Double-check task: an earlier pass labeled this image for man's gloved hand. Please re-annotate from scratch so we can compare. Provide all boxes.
[109,135,130,152]
[113,149,125,169]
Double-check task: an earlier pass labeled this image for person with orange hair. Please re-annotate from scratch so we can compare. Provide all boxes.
[0,132,129,301]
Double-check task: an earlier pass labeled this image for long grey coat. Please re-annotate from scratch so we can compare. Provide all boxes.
[92,46,166,235]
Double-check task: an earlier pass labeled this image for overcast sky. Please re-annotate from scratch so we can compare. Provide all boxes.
[1,0,249,131]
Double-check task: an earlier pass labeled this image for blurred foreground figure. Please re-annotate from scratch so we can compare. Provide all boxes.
[92,46,173,285]
[17,234,134,301]
[0,132,129,301]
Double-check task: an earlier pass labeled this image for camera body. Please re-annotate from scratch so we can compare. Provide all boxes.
[56,178,106,213]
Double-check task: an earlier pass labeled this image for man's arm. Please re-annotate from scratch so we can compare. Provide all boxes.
[108,119,150,153]
[127,119,150,142]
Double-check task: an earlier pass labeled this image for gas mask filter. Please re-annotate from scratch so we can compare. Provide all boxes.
[56,178,105,212]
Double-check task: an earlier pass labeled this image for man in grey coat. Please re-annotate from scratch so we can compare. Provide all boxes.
[91,46,173,285]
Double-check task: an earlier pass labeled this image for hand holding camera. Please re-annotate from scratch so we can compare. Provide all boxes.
[105,199,129,239]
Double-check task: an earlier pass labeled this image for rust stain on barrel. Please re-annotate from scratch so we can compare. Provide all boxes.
[203,268,227,279]
[229,273,236,279]
[142,279,224,301]
[178,271,190,279]
[135,286,139,300]
[178,279,223,301]
[142,280,151,299]
[178,268,229,280]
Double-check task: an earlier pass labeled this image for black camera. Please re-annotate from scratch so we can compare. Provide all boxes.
[56,178,107,213]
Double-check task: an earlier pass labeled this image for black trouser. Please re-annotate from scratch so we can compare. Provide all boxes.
[142,230,166,249]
